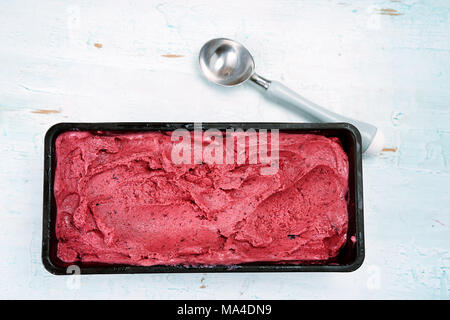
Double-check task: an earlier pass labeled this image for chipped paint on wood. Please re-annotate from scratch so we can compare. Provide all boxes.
[200,276,206,288]
[382,147,398,152]
[31,109,60,114]
[161,54,184,58]
[377,8,403,16]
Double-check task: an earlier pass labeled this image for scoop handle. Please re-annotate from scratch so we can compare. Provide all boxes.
[265,80,383,155]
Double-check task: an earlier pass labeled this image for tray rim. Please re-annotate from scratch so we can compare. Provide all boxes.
[42,122,365,275]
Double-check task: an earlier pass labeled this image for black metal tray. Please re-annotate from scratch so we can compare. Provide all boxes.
[42,122,364,274]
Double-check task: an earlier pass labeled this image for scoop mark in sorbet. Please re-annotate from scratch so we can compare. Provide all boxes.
[171,123,279,175]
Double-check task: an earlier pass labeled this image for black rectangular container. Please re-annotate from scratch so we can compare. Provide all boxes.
[42,122,364,275]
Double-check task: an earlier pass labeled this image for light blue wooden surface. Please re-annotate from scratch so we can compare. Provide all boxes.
[0,0,448,299]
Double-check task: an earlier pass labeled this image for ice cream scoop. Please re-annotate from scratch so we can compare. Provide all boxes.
[199,38,384,155]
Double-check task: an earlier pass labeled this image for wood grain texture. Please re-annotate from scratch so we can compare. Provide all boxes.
[0,0,448,299]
